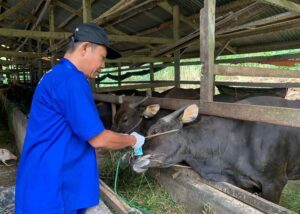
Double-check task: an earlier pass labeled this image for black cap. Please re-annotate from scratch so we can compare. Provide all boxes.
[71,23,121,59]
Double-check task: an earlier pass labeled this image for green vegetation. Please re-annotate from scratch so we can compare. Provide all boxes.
[280,181,300,213]
[99,49,300,88]
[100,151,188,214]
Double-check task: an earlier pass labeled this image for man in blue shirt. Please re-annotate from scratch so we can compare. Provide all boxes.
[15,23,145,214]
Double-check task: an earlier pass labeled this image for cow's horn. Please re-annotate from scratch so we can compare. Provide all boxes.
[129,96,149,108]
[162,105,189,122]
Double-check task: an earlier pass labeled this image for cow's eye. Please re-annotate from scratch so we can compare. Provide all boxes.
[152,128,159,134]
[122,116,128,122]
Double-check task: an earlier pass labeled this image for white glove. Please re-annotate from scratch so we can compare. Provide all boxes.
[130,132,145,152]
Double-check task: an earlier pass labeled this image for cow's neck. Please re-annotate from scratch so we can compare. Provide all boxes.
[182,116,230,160]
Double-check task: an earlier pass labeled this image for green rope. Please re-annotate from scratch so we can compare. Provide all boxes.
[113,157,154,214]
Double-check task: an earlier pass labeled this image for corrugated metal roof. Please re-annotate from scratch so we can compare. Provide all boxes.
[0,0,300,63]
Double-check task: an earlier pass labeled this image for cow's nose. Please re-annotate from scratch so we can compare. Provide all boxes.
[131,156,150,173]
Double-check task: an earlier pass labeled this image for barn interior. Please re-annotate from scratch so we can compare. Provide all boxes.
[1,0,300,213]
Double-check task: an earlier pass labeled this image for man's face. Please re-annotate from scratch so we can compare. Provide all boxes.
[84,44,107,79]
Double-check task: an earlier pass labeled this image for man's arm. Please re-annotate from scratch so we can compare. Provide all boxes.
[89,130,136,150]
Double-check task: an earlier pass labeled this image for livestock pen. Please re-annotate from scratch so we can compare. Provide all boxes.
[1,0,300,213]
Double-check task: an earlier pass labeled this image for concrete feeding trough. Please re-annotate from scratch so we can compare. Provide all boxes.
[150,167,296,214]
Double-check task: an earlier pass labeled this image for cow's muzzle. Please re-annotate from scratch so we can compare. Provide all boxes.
[131,155,151,173]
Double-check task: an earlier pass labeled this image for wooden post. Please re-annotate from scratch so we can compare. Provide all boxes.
[200,0,216,103]
[173,5,180,88]
[16,70,19,83]
[150,62,154,93]
[118,63,121,87]
[82,0,95,90]
[37,26,42,83]
[49,4,56,66]
[23,70,25,83]
[82,0,92,22]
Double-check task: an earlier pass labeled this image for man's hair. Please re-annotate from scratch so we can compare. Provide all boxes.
[66,40,99,53]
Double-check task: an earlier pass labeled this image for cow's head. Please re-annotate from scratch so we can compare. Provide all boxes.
[112,97,160,133]
[132,104,199,173]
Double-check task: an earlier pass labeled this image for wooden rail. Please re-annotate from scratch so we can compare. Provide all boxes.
[94,94,300,128]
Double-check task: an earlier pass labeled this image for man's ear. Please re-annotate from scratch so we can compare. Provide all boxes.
[80,42,90,56]
[180,104,198,123]
[143,104,160,118]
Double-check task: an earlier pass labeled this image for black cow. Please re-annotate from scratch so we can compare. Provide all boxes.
[112,97,166,134]
[96,102,113,129]
[106,89,169,97]
[112,86,288,135]
[132,96,300,203]
[216,85,287,99]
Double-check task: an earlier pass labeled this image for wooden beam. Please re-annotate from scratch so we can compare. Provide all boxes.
[215,81,300,88]
[217,17,300,40]
[216,53,300,64]
[108,35,173,44]
[0,0,30,21]
[37,27,43,81]
[215,40,231,58]
[99,180,131,214]
[0,2,37,26]
[57,0,95,29]
[16,0,52,51]
[94,94,300,129]
[158,1,197,29]
[82,0,94,90]
[0,28,172,44]
[216,0,256,14]
[98,80,300,88]
[106,56,174,63]
[21,0,45,33]
[0,50,46,58]
[117,63,121,87]
[173,5,180,88]
[200,0,216,103]
[99,0,139,19]
[99,81,173,85]
[216,1,259,29]
[200,101,300,128]
[82,0,92,22]
[95,82,175,93]
[237,40,300,53]
[92,0,162,26]
[49,4,55,66]
[217,12,297,35]
[260,0,300,13]
[55,1,82,17]
[58,6,82,28]
[0,28,71,40]
[0,59,29,66]
[150,62,154,92]
[153,30,199,57]
[215,65,300,78]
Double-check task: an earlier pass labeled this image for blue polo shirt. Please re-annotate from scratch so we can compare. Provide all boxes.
[15,58,105,214]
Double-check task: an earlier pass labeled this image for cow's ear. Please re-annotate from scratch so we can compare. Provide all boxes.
[181,104,199,123]
[143,104,160,118]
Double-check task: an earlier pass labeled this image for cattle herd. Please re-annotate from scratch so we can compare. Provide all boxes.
[96,86,300,204]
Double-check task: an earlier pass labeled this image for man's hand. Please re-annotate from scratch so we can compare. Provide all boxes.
[130,132,145,152]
